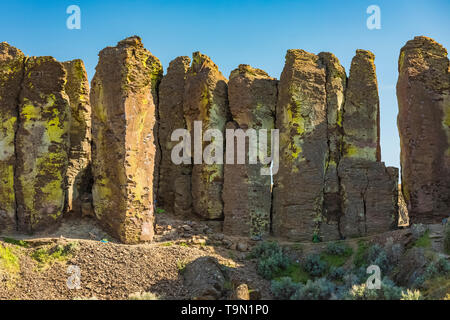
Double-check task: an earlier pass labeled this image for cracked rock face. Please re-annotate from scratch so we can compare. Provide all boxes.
[223,65,277,238]
[63,59,92,215]
[157,56,192,216]
[0,43,25,233]
[319,52,346,241]
[91,36,163,244]
[397,36,450,224]
[183,52,229,220]
[272,50,328,241]
[16,56,71,232]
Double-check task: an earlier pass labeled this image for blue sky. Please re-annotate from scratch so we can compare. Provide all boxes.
[1,0,449,169]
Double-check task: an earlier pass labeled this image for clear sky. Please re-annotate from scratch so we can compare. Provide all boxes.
[1,0,449,169]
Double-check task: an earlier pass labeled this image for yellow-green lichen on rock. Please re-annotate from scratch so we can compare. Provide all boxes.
[91,36,163,244]
[62,59,92,215]
[0,43,25,233]
[15,56,70,232]
[183,51,229,220]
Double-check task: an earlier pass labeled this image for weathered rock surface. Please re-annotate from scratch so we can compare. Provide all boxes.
[0,43,25,233]
[272,50,328,241]
[318,52,346,241]
[183,52,229,220]
[183,256,226,300]
[91,36,163,243]
[342,50,380,162]
[157,56,191,216]
[397,36,450,224]
[16,56,71,232]
[223,65,276,238]
[338,50,397,238]
[63,59,92,215]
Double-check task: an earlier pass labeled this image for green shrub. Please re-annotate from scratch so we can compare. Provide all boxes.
[274,263,310,284]
[326,242,352,256]
[345,278,403,300]
[291,278,336,300]
[444,222,450,255]
[2,237,29,248]
[271,277,301,300]
[401,289,422,300]
[251,242,290,280]
[328,266,346,282]
[353,241,369,268]
[303,254,327,277]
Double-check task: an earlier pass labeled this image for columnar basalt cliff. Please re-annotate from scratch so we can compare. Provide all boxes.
[183,52,229,220]
[2,35,448,244]
[0,43,25,233]
[158,56,192,216]
[272,50,329,241]
[338,50,398,239]
[222,65,277,238]
[90,36,163,244]
[397,36,450,224]
[63,60,92,215]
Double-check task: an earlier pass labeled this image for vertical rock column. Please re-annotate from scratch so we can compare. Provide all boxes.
[318,52,347,241]
[222,65,277,238]
[63,59,92,215]
[339,50,397,238]
[158,56,192,216]
[397,36,450,224]
[183,52,229,220]
[91,36,163,243]
[272,50,328,241]
[16,56,71,232]
[0,43,25,233]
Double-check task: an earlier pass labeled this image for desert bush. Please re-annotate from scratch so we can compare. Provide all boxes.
[345,278,403,300]
[271,277,301,300]
[411,224,428,241]
[328,266,346,282]
[251,241,290,279]
[326,242,352,256]
[400,289,422,300]
[291,278,336,300]
[367,244,391,273]
[303,254,327,277]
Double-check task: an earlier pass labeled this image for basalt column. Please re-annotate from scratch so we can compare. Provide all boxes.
[91,36,163,243]
[16,56,71,232]
[318,52,346,241]
[397,36,450,224]
[63,59,92,215]
[157,56,192,216]
[183,52,229,220]
[339,50,398,238]
[272,50,328,241]
[0,43,25,233]
[223,65,277,238]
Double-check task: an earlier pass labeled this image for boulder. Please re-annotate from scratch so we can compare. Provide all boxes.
[62,59,92,215]
[16,56,70,232]
[183,256,226,300]
[183,52,229,220]
[0,43,25,233]
[223,65,276,238]
[397,36,450,224]
[90,36,163,243]
[158,56,191,216]
[272,49,328,241]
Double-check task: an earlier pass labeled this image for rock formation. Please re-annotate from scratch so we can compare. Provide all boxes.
[223,65,277,238]
[272,50,329,241]
[158,56,192,216]
[91,36,163,243]
[0,43,25,233]
[63,59,92,215]
[397,36,450,224]
[338,50,397,238]
[183,52,229,220]
[16,56,71,232]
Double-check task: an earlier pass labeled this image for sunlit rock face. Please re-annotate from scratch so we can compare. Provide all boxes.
[397,36,450,224]
[91,36,163,244]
